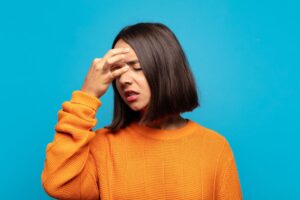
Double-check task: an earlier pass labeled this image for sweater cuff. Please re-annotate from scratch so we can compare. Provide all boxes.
[71,90,102,111]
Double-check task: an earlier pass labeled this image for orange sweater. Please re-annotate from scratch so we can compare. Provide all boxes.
[42,90,242,200]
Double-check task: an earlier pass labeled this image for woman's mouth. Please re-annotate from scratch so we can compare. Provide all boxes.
[125,91,139,103]
[126,94,138,102]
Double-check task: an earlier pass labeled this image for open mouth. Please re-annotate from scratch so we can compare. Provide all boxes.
[125,91,139,102]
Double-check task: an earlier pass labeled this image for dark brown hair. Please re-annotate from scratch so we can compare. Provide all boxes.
[105,22,200,132]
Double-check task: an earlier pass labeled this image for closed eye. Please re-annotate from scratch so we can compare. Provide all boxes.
[127,61,142,71]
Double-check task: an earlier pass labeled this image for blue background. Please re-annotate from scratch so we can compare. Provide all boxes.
[0,0,299,199]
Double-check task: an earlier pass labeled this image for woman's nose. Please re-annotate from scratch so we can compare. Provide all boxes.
[118,65,132,85]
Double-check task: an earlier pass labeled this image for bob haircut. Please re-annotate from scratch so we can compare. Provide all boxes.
[105,22,200,132]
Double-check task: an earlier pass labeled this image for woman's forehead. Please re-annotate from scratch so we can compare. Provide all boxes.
[114,39,138,61]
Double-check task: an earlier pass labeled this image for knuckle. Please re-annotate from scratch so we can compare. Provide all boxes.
[92,58,101,64]
[106,58,112,65]
[95,65,101,70]
[108,49,115,55]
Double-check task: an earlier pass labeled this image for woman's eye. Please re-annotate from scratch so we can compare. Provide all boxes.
[133,64,142,71]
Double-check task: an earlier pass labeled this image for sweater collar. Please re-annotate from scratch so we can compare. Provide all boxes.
[128,119,198,140]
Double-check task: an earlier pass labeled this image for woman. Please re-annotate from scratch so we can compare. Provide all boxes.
[42,22,242,200]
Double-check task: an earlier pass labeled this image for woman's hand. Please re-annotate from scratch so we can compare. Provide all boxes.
[81,48,130,98]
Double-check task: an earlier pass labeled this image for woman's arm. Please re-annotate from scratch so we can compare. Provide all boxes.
[41,47,136,199]
[41,91,101,200]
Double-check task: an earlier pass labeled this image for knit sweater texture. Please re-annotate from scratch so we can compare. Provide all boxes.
[41,90,243,200]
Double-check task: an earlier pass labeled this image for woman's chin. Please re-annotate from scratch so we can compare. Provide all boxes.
[128,104,148,113]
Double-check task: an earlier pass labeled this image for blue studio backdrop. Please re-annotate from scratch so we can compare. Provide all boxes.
[0,0,299,199]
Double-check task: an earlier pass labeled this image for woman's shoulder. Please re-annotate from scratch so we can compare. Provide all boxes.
[192,121,227,142]
[91,126,130,143]
[192,121,232,152]
[92,127,117,140]
[88,127,112,147]
[193,121,235,160]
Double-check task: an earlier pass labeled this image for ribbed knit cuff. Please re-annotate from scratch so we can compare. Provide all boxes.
[70,90,102,111]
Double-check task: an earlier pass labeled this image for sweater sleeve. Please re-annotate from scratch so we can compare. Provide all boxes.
[41,90,101,200]
[216,138,243,200]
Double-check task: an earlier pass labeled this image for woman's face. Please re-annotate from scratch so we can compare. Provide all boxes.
[113,39,151,113]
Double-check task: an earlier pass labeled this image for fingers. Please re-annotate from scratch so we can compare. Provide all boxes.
[103,48,130,60]
[103,48,130,71]
[109,65,130,80]
[105,54,126,69]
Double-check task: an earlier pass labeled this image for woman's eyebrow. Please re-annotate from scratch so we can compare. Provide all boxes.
[126,60,139,65]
